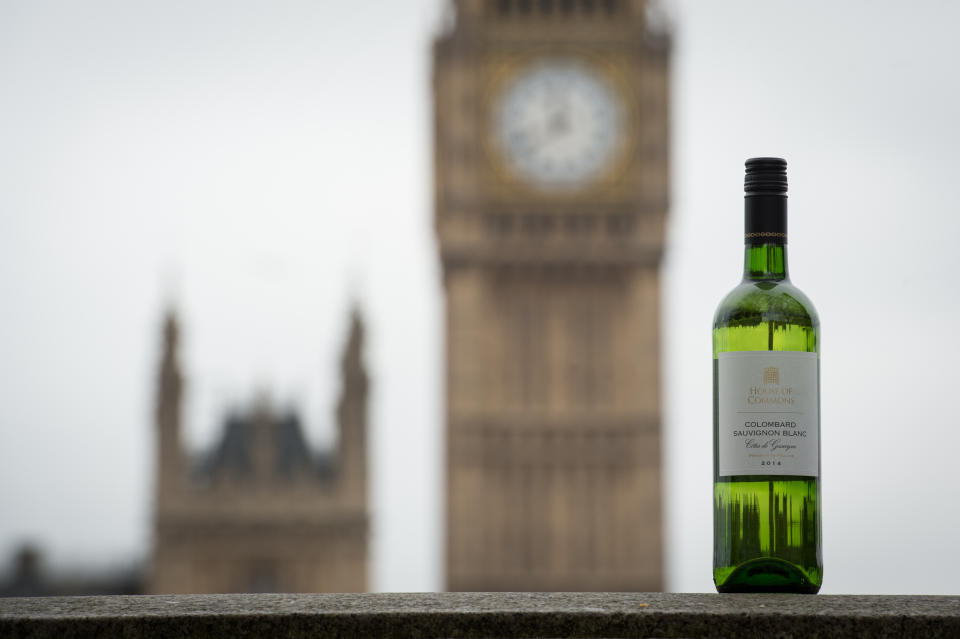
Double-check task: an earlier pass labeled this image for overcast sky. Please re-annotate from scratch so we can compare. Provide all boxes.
[1,0,959,595]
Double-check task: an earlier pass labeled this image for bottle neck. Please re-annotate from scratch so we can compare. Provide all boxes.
[743,193,789,281]
[743,243,789,281]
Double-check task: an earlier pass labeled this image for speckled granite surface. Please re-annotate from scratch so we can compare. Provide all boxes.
[1,591,958,638]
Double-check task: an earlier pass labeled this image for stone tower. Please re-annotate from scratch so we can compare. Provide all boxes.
[434,0,669,591]
[150,310,369,593]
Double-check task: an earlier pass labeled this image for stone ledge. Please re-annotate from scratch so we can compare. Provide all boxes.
[1,592,959,638]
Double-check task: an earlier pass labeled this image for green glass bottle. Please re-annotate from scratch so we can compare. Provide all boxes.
[712,157,822,594]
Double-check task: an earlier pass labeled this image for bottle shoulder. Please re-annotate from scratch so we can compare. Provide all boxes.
[713,280,819,329]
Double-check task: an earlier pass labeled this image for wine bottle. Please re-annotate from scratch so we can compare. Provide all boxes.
[712,157,822,594]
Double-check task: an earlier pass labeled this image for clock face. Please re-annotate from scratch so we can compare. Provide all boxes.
[493,60,624,191]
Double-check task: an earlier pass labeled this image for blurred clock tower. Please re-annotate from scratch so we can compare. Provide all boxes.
[434,0,670,591]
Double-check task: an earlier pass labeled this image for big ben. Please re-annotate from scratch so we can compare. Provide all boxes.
[434,0,669,591]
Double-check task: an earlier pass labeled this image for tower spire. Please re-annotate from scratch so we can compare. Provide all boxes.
[337,308,368,507]
[155,307,183,506]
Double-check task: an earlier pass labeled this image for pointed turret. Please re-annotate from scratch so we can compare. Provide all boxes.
[155,309,183,508]
[337,309,368,508]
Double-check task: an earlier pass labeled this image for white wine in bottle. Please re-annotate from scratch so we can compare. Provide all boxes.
[712,157,822,594]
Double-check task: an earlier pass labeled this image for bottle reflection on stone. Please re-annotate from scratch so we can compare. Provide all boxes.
[712,158,822,593]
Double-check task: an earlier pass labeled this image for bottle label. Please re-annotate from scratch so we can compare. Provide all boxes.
[717,351,819,477]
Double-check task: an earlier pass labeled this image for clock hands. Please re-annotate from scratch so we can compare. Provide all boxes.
[546,105,571,137]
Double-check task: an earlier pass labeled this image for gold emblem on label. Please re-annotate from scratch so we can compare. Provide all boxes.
[763,366,780,385]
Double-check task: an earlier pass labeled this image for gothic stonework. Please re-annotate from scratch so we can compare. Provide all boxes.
[149,311,368,594]
[435,0,669,591]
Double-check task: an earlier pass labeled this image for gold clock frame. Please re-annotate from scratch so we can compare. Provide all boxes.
[481,48,640,202]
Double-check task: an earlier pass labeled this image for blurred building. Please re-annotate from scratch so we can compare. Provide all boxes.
[0,545,142,597]
[435,0,669,591]
[149,311,368,593]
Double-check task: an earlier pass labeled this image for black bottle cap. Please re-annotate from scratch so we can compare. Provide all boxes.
[744,157,787,243]
[744,157,787,196]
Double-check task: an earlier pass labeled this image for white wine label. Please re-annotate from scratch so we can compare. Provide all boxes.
[717,351,819,477]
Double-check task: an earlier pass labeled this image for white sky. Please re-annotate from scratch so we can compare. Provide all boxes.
[1,0,959,594]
